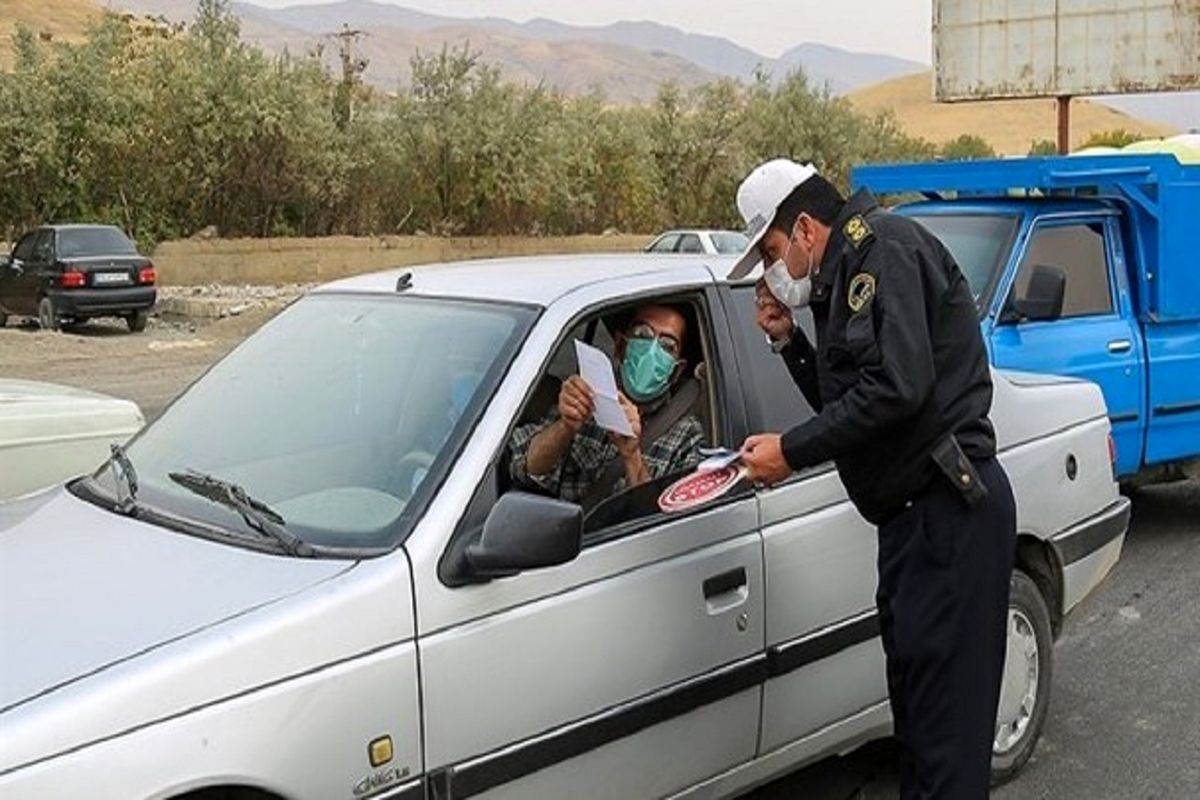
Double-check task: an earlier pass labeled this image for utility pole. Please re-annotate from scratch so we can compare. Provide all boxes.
[327,23,369,129]
[1056,95,1071,155]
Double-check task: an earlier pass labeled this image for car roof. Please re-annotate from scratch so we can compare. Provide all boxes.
[655,229,744,236]
[38,224,126,233]
[315,253,730,306]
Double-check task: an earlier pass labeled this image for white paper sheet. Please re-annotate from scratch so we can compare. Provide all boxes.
[696,447,743,472]
[574,340,635,437]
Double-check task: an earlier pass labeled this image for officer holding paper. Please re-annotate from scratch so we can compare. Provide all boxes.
[730,158,1016,799]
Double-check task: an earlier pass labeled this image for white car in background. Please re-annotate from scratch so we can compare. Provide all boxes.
[0,380,144,501]
[0,256,1127,799]
[645,229,750,255]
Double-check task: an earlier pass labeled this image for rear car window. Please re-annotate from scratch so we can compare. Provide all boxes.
[57,227,138,258]
[727,285,817,432]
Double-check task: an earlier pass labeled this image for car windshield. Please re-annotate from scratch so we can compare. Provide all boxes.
[708,232,749,254]
[82,293,534,554]
[906,214,1019,307]
[57,227,139,258]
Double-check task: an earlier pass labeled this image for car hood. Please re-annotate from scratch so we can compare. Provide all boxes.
[0,488,351,712]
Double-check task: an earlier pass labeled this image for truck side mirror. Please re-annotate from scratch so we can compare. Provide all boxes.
[1001,264,1066,324]
[460,492,583,580]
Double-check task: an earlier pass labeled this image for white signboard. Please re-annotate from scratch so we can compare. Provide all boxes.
[934,0,1200,100]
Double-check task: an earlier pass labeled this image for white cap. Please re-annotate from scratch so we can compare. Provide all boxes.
[727,158,817,279]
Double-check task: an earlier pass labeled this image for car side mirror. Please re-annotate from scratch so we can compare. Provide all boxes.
[462,492,583,580]
[1000,264,1066,324]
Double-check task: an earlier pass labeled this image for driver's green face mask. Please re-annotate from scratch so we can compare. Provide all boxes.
[620,336,677,403]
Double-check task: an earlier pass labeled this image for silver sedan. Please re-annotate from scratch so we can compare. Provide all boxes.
[0,255,1128,799]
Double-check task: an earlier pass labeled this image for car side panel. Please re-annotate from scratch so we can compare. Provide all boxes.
[756,470,886,753]
[0,642,422,800]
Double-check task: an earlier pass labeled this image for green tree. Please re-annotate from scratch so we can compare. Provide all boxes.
[938,133,996,160]
[1028,138,1058,156]
[1081,129,1141,149]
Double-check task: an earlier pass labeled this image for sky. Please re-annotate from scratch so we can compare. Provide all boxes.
[243,0,936,63]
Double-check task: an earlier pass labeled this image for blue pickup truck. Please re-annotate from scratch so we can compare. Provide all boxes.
[853,154,1200,480]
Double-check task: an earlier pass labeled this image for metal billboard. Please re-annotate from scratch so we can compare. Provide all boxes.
[934,0,1200,100]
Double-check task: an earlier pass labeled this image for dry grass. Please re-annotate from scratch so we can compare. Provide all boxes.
[848,70,1177,155]
[0,0,103,67]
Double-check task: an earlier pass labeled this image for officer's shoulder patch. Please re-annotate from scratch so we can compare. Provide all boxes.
[847,272,876,313]
[843,214,873,249]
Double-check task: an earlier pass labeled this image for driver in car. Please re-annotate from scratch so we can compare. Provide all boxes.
[508,304,704,506]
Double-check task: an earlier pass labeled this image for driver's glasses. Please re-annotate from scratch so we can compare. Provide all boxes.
[628,322,681,358]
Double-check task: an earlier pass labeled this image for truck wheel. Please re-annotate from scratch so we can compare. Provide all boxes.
[991,569,1054,785]
[127,309,148,333]
[38,297,60,331]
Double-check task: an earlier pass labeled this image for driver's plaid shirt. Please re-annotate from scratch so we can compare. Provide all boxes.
[508,408,704,503]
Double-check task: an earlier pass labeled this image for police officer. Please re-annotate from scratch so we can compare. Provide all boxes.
[730,159,1017,799]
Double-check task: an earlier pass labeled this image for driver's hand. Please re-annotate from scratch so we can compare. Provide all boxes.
[756,279,794,342]
[559,375,595,433]
[609,391,643,457]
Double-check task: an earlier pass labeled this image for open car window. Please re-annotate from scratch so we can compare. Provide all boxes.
[492,293,736,543]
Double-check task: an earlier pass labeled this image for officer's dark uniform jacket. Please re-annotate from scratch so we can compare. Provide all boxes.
[778,189,995,524]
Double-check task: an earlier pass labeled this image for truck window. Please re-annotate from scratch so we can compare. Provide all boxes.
[907,214,1018,304]
[1014,222,1113,318]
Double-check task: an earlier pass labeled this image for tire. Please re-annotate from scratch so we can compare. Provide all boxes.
[127,309,148,333]
[991,569,1054,786]
[38,297,60,331]
[0,309,7,328]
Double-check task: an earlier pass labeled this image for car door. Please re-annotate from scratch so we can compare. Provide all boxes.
[1,232,41,316]
[719,283,889,757]
[27,229,57,314]
[989,217,1144,476]
[408,289,765,800]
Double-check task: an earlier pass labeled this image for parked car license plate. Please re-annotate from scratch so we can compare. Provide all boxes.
[93,271,132,285]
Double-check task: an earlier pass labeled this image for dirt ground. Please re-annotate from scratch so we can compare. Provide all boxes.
[0,300,287,421]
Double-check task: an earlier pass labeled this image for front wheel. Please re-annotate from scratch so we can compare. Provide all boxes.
[991,569,1054,786]
[38,297,60,331]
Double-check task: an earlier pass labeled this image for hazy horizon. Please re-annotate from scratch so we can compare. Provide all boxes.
[239,0,936,64]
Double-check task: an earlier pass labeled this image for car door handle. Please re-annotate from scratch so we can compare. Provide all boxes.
[703,567,749,615]
[703,567,747,599]
[1107,339,1132,354]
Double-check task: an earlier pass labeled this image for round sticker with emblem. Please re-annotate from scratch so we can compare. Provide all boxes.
[847,272,876,313]
[658,465,748,513]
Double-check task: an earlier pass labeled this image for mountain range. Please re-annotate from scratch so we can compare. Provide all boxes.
[110,0,927,98]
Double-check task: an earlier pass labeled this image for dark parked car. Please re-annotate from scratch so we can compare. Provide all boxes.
[0,225,156,332]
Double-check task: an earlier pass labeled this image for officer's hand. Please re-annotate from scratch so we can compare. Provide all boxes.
[755,280,793,342]
[740,433,792,486]
[559,375,595,433]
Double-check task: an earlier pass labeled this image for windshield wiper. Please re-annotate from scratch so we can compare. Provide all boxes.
[167,469,313,557]
[108,443,139,515]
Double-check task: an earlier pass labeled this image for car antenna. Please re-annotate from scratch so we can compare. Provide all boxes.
[395,271,413,292]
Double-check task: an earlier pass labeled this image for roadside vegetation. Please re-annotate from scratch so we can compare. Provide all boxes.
[0,0,1031,246]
